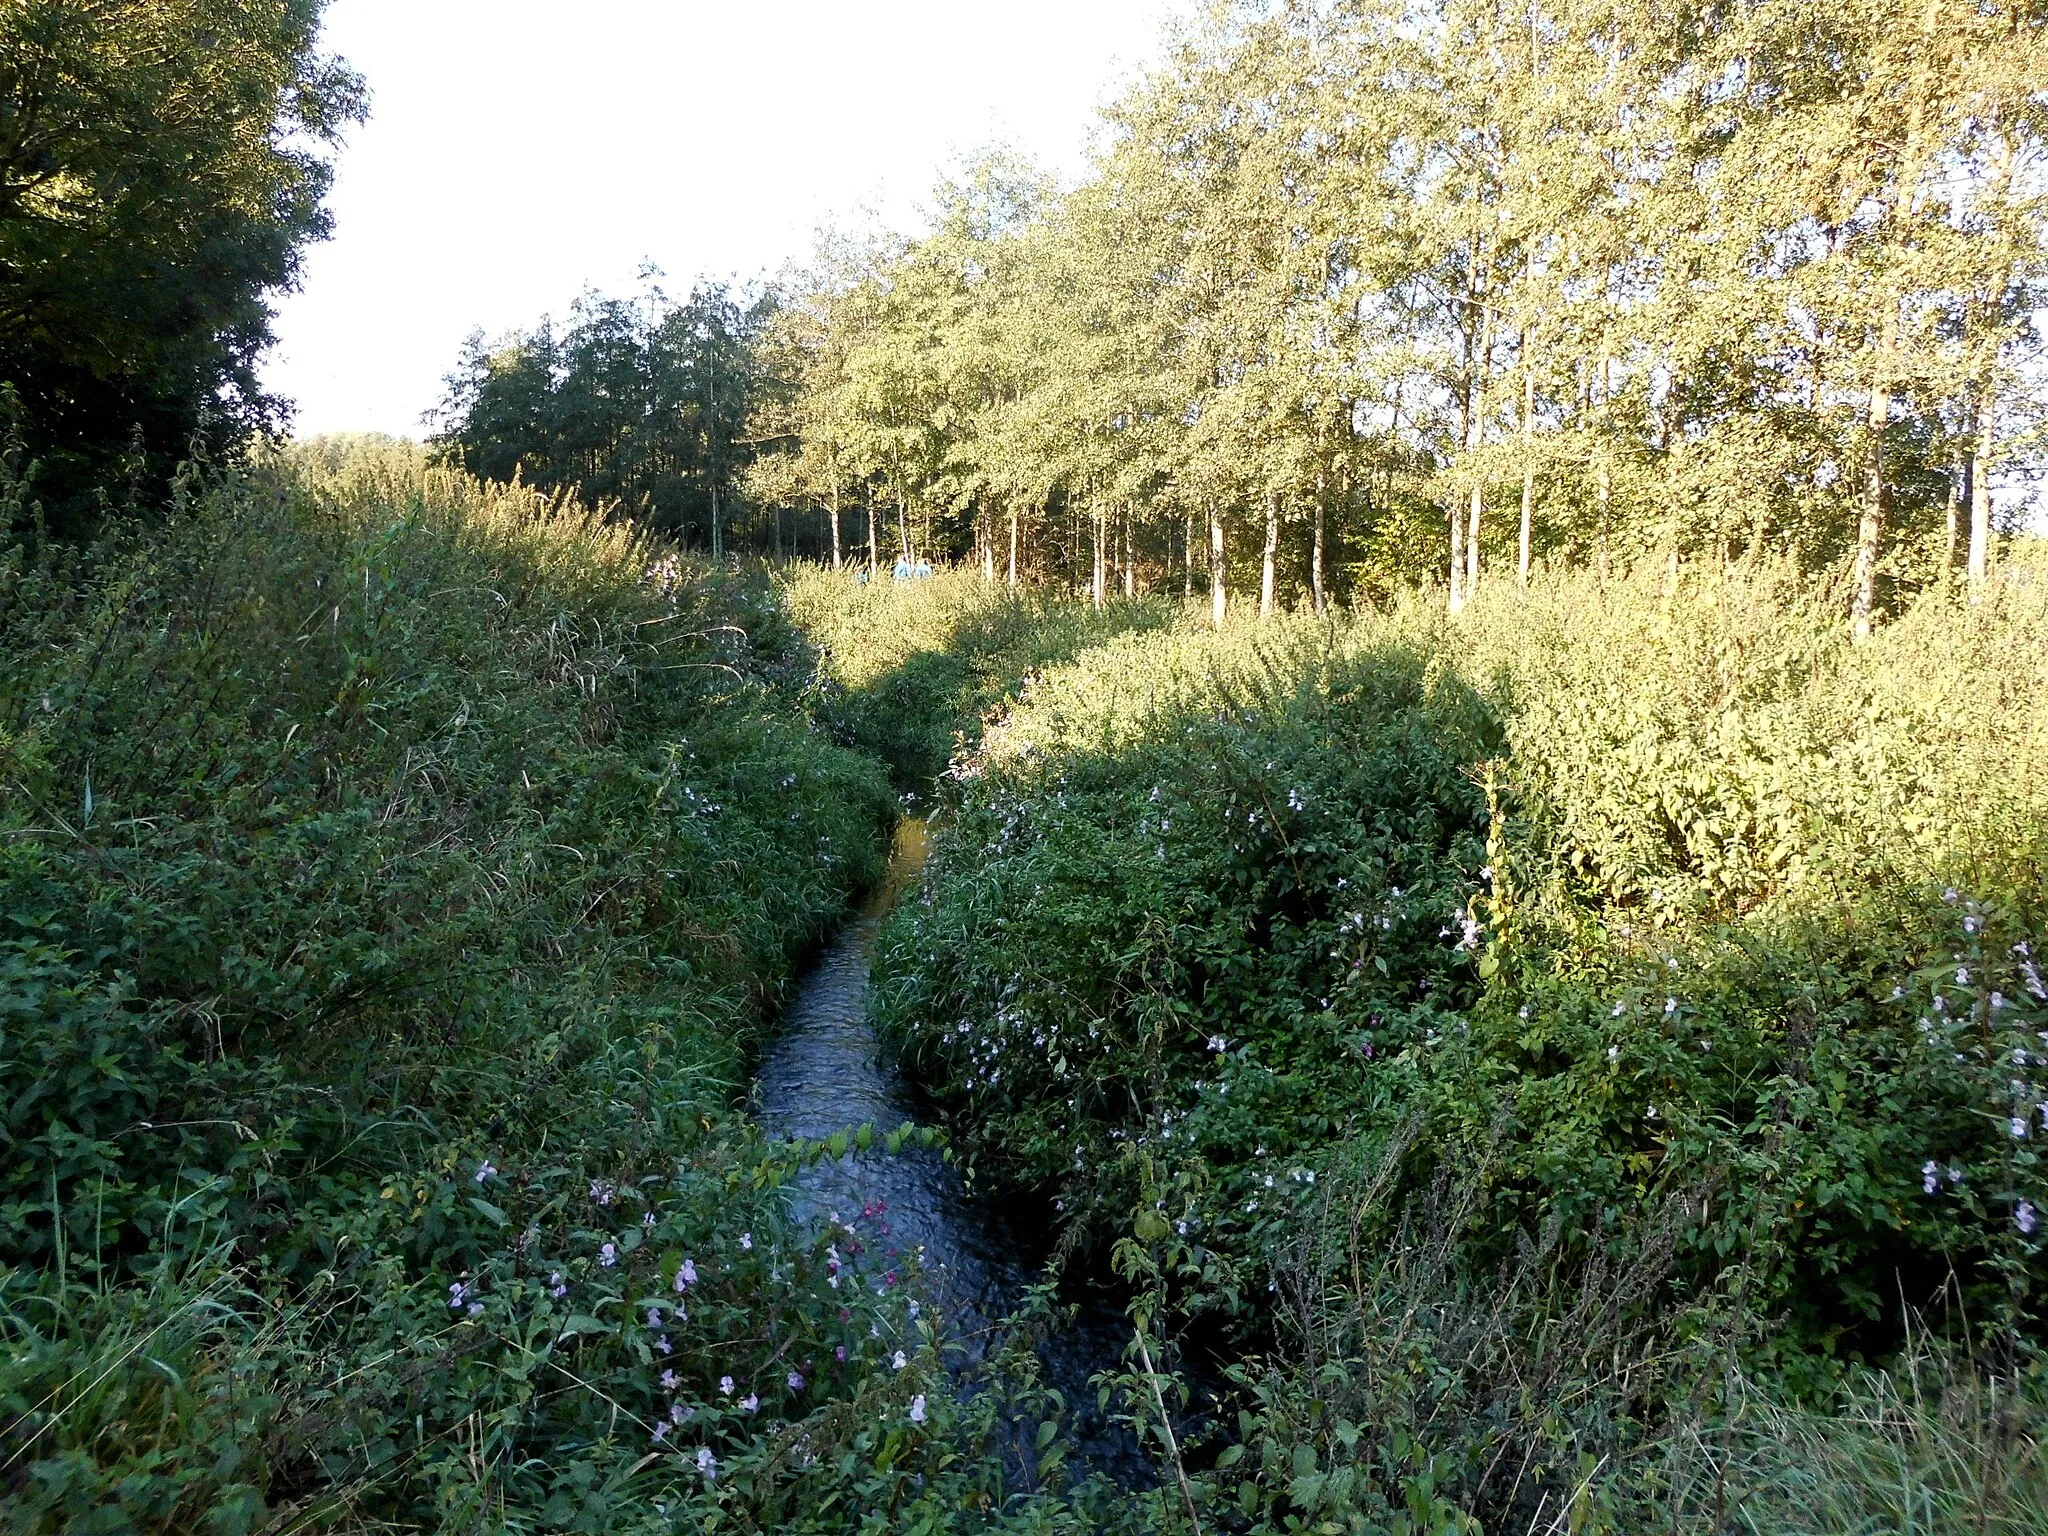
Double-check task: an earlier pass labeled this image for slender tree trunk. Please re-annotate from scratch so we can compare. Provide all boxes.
[1595,357,1612,587]
[1007,506,1019,589]
[1183,509,1195,601]
[896,494,910,567]
[1942,452,1963,591]
[1259,493,1280,617]
[1209,503,1226,630]
[1968,391,1994,600]
[1123,506,1135,598]
[1851,308,1898,642]
[1311,492,1326,616]
[710,480,722,562]
[981,509,995,583]
[866,489,878,580]
[829,481,842,570]
[1465,301,1493,601]
[1091,504,1104,611]
[1518,362,1535,591]
[1448,500,1465,614]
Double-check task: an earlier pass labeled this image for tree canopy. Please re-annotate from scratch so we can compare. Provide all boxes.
[0,0,364,530]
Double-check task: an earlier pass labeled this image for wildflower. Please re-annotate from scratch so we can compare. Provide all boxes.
[788,1370,805,1391]
[662,1369,679,1390]
[1612,1001,1625,1018]
[1993,992,2008,1011]
[599,1242,617,1268]
[1664,997,1678,1015]
[642,1212,656,1228]
[697,1446,717,1481]
[466,1301,484,1319]
[835,1345,847,1361]
[1965,914,1982,934]
[909,1393,928,1424]
[549,1270,567,1299]
[589,1180,613,1206]
[449,1281,470,1309]
[1608,1045,1620,1062]
[647,1306,663,1327]
[1943,887,1960,903]
[2013,1117,2030,1140]
[1958,968,1972,986]
[740,1232,753,1251]
[651,1421,668,1444]
[474,1160,496,1184]
[673,1402,693,1424]
[719,1375,734,1395]
[2020,1201,2039,1237]
[1207,1035,1227,1053]
[892,1351,908,1371]
[680,1258,698,1286]
[741,1394,759,1413]
[1923,1160,1941,1195]
[656,1335,671,1353]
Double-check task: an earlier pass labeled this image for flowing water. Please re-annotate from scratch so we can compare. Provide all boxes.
[755,816,1148,1480]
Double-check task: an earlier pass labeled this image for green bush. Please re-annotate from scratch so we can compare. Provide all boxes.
[873,563,2048,1530]
[0,442,1098,1531]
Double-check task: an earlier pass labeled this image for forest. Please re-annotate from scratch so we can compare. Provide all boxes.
[4,1,2048,1533]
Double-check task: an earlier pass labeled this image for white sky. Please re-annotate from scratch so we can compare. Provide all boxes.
[264,0,1185,439]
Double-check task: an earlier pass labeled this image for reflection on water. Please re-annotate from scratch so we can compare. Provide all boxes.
[754,816,1150,1481]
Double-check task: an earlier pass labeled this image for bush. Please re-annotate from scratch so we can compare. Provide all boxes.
[873,563,2048,1530]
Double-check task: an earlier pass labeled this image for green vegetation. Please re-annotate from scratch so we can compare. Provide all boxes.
[0,1,363,530]
[876,560,2048,1530]
[0,440,1103,1532]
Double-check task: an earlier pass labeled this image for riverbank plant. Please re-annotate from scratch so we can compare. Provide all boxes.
[0,440,1110,1532]
[873,558,2048,1530]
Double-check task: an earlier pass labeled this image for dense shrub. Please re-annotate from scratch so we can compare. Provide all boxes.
[874,564,2048,1531]
[0,443,1088,1531]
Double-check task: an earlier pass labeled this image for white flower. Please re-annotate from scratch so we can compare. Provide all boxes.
[1923,1160,1941,1195]
[739,1232,753,1251]
[741,1394,759,1413]
[909,1393,928,1424]
[598,1242,617,1268]
[1664,997,1678,1015]
[719,1375,734,1395]
[2020,1201,2039,1237]
[697,1446,718,1481]
[891,1351,908,1371]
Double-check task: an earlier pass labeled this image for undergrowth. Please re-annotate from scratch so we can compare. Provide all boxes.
[0,442,1099,1533]
[874,561,2048,1532]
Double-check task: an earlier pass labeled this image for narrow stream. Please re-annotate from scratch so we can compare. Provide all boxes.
[755,816,1148,1481]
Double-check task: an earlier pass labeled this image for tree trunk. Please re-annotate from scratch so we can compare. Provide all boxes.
[1942,454,1962,591]
[710,480,722,562]
[1260,492,1279,617]
[866,490,878,580]
[1519,363,1535,591]
[981,509,995,583]
[1465,303,1493,599]
[897,494,911,567]
[1968,390,1994,600]
[1448,500,1465,614]
[1209,503,1226,630]
[1091,504,1104,611]
[1007,506,1019,589]
[1123,505,1135,598]
[1851,312,1896,642]
[829,481,842,571]
[1183,508,1194,601]
[1311,494,1325,616]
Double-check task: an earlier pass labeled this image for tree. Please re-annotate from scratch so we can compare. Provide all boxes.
[0,0,364,530]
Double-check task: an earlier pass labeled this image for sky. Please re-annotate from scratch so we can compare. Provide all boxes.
[263,0,1186,440]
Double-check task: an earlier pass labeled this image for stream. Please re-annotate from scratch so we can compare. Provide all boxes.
[755,815,1149,1482]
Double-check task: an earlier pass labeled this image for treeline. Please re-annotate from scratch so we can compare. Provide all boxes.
[431,282,775,556]
[731,0,2043,627]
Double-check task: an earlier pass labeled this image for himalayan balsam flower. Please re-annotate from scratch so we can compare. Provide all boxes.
[835,1346,847,1361]
[891,1351,908,1371]
[1207,1035,1227,1053]
[1664,997,1678,1015]
[909,1394,927,1424]
[740,1232,753,1251]
[549,1270,567,1299]
[449,1281,470,1309]
[741,1394,759,1413]
[2014,1117,2031,1140]
[678,1258,698,1287]
[719,1375,734,1395]
[647,1306,663,1327]
[2020,1201,2039,1237]
[651,1421,667,1445]
[697,1447,717,1481]
[474,1161,496,1184]
[788,1370,805,1391]
[656,1335,671,1354]
[661,1369,679,1391]
[1923,1161,1942,1195]
[599,1242,617,1268]
[466,1301,483,1319]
